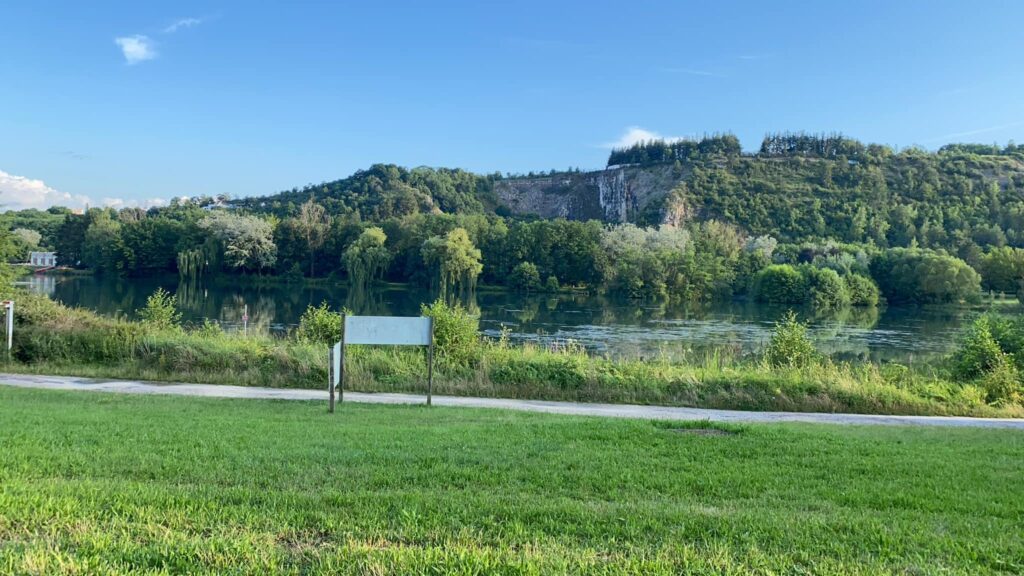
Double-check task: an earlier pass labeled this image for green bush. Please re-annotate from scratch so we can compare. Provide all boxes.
[544,275,560,293]
[803,266,850,309]
[751,265,806,304]
[421,298,480,369]
[844,273,881,306]
[137,288,181,330]
[977,360,1022,404]
[953,316,1010,380]
[763,311,818,368]
[295,302,342,345]
[509,262,542,292]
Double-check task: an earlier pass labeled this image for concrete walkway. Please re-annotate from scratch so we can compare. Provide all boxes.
[2,372,1023,429]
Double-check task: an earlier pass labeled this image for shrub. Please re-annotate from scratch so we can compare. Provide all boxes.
[953,316,1010,380]
[977,361,1022,404]
[844,273,881,306]
[803,266,850,309]
[194,319,226,338]
[751,265,806,304]
[764,311,818,368]
[137,288,181,330]
[422,298,480,369]
[295,302,342,345]
[509,262,542,292]
[544,275,560,293]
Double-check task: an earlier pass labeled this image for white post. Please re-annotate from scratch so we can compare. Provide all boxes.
[4,301,12,355]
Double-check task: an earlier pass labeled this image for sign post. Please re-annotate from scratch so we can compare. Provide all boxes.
[1,300,12,360]
[329,315,434,412]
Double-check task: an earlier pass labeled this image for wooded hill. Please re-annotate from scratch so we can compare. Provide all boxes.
[231,133,1024,257]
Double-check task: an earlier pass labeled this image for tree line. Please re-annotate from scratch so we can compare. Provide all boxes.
[4,133,1024,305]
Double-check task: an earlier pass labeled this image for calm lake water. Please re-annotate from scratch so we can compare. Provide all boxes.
[23,273,983,364]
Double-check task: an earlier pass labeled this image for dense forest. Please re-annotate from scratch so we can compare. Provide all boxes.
[4,133,1024,307]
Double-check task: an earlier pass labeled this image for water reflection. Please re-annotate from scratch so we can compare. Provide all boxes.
[31,273,979,364]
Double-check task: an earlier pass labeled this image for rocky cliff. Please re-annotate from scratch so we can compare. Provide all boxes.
[494,164,684,224]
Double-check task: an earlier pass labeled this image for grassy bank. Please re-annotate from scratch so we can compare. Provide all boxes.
[1,387,1023,574]
[3,291,1022,418]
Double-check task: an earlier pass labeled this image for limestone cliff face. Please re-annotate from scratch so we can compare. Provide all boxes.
[494,164,684,224]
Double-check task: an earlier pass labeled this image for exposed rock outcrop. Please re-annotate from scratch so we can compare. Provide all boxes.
[494,164,684,224]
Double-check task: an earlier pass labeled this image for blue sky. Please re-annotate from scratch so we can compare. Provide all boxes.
[2,1,1023,210]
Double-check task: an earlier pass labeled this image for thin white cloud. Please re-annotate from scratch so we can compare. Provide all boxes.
[922,121,1024,144]
[163,17,203,34]
[601,126,685,149]
[114,35,157,64]
[0,170,90,211]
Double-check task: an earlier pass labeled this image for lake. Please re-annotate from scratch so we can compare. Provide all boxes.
[23,273,981,364]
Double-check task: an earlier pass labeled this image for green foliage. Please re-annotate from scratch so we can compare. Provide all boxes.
[295,302,342,345]
[342,227,390,289]
[194,318,226,338]
[137,288,181,330]
[198,212,277,272]
[421,298,480,369]
[81,210,124,274]
[953,316,1024,403]
[977,247,1024,296]
[763,311,818,368]
[508,261,541,292]
[421,228,482,299]
[751,265,806,304]
[844,273,881,306]
[607,134,741,166]
[803,266,850,309]
[544,275,560,292]
[870,248,981,304]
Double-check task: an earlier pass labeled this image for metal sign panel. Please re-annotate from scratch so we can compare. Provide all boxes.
[332,342,341,386]
[344,316,432,346]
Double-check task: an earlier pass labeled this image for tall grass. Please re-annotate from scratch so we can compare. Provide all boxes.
[3,291,1022,417]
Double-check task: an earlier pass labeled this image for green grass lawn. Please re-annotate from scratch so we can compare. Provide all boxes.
[1,387,1022,575]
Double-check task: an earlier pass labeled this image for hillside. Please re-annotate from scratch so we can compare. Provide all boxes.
[232,134,1024,255]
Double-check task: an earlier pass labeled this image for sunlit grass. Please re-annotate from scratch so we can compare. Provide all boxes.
[0,387,1022,574]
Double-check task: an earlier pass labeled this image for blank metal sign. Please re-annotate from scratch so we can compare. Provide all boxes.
[344,316,431,346]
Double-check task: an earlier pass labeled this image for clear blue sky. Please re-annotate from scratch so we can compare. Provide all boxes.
[2,1,1023,210]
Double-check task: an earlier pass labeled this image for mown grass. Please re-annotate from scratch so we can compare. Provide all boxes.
[0,387,1022,574]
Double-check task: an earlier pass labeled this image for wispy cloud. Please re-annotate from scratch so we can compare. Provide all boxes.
[737,53,774,61]
[114,35,157,64]
[600,126,685,149]
[163,17,203,34]
[922,121,1024,144]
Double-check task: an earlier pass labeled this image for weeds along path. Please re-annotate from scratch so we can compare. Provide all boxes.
[2,373,1023,429]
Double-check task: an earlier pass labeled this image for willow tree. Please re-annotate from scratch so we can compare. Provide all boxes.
[421,227,482,300]
[296,198,331,277]
[342,227,390,290]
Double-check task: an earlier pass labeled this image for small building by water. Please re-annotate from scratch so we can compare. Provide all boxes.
[28,251,57,267]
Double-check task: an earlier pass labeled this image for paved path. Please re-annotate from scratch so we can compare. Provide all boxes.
[2,373,1023,429]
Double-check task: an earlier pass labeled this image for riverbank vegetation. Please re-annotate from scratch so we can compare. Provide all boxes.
[3,290,1022,417]
[2,386,1022,574]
